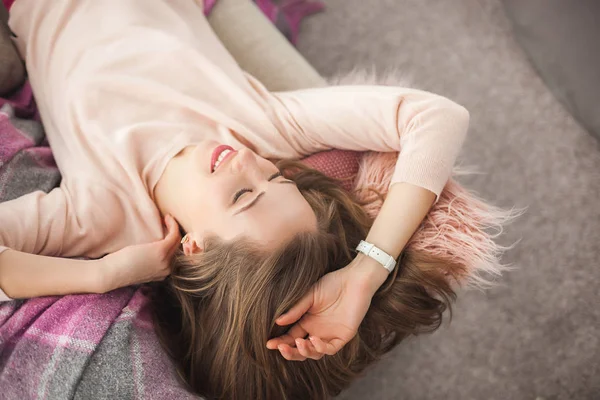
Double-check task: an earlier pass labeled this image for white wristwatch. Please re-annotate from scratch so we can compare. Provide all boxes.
[355,240,397,273]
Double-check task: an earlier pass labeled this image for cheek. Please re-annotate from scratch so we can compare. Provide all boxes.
[188,192,226,235]
[194,181,230,215]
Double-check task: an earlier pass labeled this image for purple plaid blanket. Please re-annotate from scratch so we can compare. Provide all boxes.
[0,2,324,398]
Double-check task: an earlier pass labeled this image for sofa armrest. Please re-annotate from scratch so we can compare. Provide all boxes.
[207,0,326,92]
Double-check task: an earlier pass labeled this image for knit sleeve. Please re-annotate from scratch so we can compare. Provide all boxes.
[0,187,74,258]
[0,187,71,301]
[264,85,470,204]
[0,180,127,301]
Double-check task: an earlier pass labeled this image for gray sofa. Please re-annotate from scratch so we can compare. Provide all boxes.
[502,0,600,141]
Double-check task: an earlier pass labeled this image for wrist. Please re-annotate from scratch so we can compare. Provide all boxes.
[93,257,113,294]
[349,252,391,295]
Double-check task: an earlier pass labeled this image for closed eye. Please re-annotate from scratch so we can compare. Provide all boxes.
[233,188,252,203]
[268,172,283,181]
[231,172,290,204]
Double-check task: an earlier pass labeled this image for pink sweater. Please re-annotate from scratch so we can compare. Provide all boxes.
[0,0,470,301]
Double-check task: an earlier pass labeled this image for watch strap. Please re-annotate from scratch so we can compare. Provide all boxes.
[355,240,397,273]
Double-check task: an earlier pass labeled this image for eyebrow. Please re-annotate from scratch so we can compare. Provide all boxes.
[233,180,296,215]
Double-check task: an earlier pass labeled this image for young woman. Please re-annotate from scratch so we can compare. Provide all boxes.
[0,0,471,398]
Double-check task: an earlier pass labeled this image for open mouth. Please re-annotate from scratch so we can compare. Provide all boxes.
[211,145,236,173]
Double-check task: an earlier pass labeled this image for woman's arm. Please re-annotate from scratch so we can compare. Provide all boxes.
[354,182,437,293]
[0,187,75,257]
[263,84,470,289]
[264,84,470,360]
[266,183,439,360]
[0,249,104,300]
[0,212,181,301]
[0,187,76,300]
[264,84,470,204]
[0,181,127,301]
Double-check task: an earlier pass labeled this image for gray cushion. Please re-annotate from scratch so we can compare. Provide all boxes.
[502,0,600,141]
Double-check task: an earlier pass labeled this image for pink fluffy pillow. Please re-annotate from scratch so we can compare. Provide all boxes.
[300,149,522,290]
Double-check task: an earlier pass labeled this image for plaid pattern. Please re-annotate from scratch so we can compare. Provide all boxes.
[0,287,203,399]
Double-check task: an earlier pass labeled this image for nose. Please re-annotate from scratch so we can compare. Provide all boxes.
[230,147,259,174]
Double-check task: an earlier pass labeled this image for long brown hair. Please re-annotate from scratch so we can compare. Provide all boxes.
[148,160,462,400]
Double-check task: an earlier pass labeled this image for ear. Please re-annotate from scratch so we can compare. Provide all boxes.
[182,233,205,256]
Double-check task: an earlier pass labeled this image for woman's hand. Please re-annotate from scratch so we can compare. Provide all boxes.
[97,214,181,293]
[265,253,389,361]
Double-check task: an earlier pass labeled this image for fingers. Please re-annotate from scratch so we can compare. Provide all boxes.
[295,338,323,360]
[163,214,181,254]
[277,344,307,362]
[275,290,314,326]
[267,334,338,361]
[308,336,343,356]
[266,334,294,350]
[275,338,326,361]
[266,322,310,349]
[266,324,307,349]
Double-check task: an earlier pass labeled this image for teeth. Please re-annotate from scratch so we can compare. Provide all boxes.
[213,149,232,171]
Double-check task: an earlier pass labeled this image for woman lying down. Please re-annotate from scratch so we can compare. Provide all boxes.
[0,1,503,399]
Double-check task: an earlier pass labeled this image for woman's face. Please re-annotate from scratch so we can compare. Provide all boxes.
[169,140,318,253]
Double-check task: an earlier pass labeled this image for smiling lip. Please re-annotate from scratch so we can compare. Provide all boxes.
[211,145,236,173]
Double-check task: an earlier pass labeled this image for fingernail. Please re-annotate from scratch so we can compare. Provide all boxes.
[308,336,315,342]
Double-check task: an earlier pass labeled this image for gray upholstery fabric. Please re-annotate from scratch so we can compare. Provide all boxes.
[502,0,600,141]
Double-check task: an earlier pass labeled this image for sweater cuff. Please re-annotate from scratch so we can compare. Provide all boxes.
[0,246,14,301]
[389,154,451,205]
[0,288,12,302]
